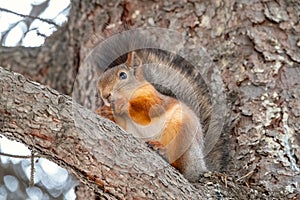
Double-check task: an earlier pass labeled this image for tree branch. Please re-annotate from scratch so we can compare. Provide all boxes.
[0,66,212,199]
[0,7,59,27]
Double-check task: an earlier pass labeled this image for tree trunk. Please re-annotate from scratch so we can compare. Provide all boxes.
[0,0,299,199]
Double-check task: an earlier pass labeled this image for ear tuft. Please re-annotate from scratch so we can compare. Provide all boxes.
[125,51,141,68]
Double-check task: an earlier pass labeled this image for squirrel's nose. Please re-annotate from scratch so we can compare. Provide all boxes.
[103,93,112,106]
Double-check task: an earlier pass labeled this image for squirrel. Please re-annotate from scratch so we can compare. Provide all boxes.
[97,51,207,182]
[92,31,229,182]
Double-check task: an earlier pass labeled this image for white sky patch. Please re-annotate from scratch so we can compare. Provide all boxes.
[0,0,70,46]
[0,137,31,164]
[39,0,70,20]
[40,158,60,175]
[22,29,45,46]
[3,175,19,192]
[0,0,32,15]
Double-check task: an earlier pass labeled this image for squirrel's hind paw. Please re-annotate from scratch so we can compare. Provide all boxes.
[146,140,169,163]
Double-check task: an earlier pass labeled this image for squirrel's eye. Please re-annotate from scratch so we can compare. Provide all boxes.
[119,72,127,80]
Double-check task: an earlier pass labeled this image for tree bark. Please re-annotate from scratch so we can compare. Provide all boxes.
[0,67,232,199]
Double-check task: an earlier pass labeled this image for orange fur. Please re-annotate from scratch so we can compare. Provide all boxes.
[129,83,186,165]
[128,84,163,125]
[161,105,185,164]
[160,106,182,147]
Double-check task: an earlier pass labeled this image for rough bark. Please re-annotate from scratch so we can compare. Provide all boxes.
[0,0,300,199]
[0,67,237,199]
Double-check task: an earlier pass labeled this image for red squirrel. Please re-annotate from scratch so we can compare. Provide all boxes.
[97,51,207,182]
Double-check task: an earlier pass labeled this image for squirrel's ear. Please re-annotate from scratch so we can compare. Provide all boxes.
[125,51,141,69]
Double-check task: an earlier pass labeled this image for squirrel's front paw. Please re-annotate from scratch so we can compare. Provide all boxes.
[146,140,169,162]
[111,97,128,114]
[96,105,115,122]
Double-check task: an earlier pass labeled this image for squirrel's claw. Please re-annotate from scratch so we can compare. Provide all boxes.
[96,105,115,122]
[146,140,169,162]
